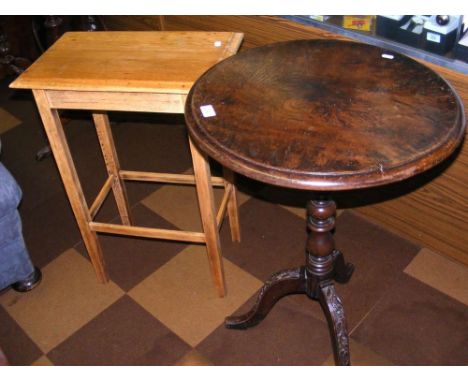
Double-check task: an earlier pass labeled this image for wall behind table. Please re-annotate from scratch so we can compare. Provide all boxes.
[102,15,468,266]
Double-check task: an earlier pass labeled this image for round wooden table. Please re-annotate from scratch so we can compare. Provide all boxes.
[184,39,465,366]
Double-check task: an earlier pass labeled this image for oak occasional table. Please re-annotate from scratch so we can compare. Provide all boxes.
[10,31,245,297]
[185,39,466,365]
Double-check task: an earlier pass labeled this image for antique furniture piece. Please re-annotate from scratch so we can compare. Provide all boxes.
[185,39,465,365]
[10,31,244,297]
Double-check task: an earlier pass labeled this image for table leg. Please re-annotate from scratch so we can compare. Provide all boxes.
[225,197,353,366]
[189,137,226,297]
[222,168,241,242]
[225,267,306,329]
[318,280,350,366]
[33,90,108,283]
[92,112,132,225]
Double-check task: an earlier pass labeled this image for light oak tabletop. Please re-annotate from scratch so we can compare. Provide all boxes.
[10,31,244,94]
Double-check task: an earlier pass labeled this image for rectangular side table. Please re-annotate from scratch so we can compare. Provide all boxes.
[10,31,244,297]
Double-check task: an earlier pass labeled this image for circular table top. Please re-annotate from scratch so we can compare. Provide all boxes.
[185,40,465,191]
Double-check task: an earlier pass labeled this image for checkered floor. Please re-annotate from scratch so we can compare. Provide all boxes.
[0,78,467,366]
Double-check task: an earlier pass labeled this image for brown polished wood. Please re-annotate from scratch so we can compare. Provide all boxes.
[11,31,244,297]
[102,15,468,266]
[185,39,465,366]
[186,40,465,191]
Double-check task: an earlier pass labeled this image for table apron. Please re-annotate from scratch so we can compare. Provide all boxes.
[44,89,188,114]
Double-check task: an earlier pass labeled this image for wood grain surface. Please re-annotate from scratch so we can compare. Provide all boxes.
[185,39,465,191]
[10,31,243,93]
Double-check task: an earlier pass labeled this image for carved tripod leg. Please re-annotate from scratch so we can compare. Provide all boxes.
[318,280,350,366]
[306,198,351,365]
[332,250,354,284]
[225,267,306,329]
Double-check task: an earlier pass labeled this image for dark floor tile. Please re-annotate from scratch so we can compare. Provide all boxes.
[0,77,21,102]
[92,117,194,204]
[111,119,193,203]
[0,306,43,365]
[111,118,192,172]
[122,182,162,212]
[1,109,116,218]
[234,173,267,197]
[20,193,81,268]
[0,99,49,163]
[60,117,135,223]
[286,211,421,330]
[219,197,307,281]
[75,204,188,292]
[351,273,468,365]
[257,184,312,210]
[11,158,64,214]
[3,108,193,216]
[220,204,420,337]
[63,117,116,206]
[331,211,421,329]
[0,100,66,213]
[47,295,191,365]
[196,295,332,365]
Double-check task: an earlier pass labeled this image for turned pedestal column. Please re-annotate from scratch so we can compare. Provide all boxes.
[225,198,354,365]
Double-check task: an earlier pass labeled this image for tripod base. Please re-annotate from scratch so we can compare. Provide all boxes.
[225,199,354,366]
[225,252,353,365]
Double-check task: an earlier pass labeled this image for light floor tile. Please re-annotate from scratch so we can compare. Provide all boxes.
[142,183,250,232]
[279,204,306,220]
[175,350,214,366]
[31,355,54,366]
[322,338,393,366]
[0,249,124,353]
[129,245,263,347]
[404,248,468,306]
[0,107,21,134]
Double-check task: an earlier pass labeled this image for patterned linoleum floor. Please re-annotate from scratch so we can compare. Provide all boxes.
[0,78,467,366]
